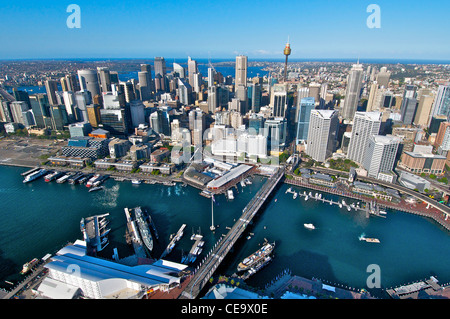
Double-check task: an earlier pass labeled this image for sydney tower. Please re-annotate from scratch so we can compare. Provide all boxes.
[283,39,291,82]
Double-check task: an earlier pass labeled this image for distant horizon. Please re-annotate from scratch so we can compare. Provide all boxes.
[1,57,450,65]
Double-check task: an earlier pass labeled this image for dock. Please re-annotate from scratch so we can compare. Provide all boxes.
[386,276,445,299]
[285,187,387,218]
[160,224,186,259]
[182,232,204,264]
[80,213,110,255]
[21,166,40,176]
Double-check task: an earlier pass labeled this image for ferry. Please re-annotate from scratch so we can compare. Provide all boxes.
[20,258,39,275]
[92,175,109,187]
[45,171,65,182]
[132,179,142,185]
[237,241,275,272]
[227,189,234,200]
[359,234,380,243]
[68,172,84,184]
[56,172,73,184]
[86,174,100,188]
[304,223,315,230]
[89,186,104,192]
[78,173,92,185]
[239,256,272,280]
[23,169,47,183]
[293,192,298,199]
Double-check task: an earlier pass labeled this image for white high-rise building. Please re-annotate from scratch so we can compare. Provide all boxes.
[235,55,248,87]
[306,109,339,162]
[363,135,400,180]
[188,56,198,88]
[347,111,382,164]
[342,63,364,121]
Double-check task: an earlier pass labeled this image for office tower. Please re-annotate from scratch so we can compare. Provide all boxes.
[400,85,418,125]
[100,107,130,136]
[69,122,92,138]
[208,68,216,87]
[29,94,50,128]
[376,67,390,88]
[119,81,136,103]
[77,69,101,99]
[295,87,310,122]
[414,94,435,127]
[248,83,262,113]
[62,91,76,123]
[177,78,192,105]
[193,73,202,94]
[65,74,80,92]
[283,40,291,82]
[235,85,248,115]
[347,111,382,164]
[138,71,152,101]
[188,57,198,87]
[129,100,146,128]
[270,84,288,118]
[173,63,185,78]
[264,117,287,153]
[86,104,101,128]
[295,97,315,144]
[74,91,91,122]
[45,80,59,106]
[10,101,30,125]
[0,100,13,123]
[434,122,450,149]
[366,81,379,112]
[431,84,450,119]
[342,62,364,121]
[363,135,400,179]
[306,109,339,162]
[12,89,30,107]
[235,55,248,87]
[97,67,111,93]
[207,86,218,113]
[150,108,171,136]
[154,57,166,77]
[248,114,265,135]
[308,83,321,104]
[49,105,69,130]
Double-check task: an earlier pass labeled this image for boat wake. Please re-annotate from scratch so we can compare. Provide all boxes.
[97,184,120,208]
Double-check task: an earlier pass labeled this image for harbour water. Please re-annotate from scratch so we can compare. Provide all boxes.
[1,165,449,298]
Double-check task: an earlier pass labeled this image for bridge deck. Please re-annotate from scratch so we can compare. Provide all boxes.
[179,167,285,299]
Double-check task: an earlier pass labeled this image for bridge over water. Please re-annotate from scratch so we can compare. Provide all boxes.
[179,166,285,299]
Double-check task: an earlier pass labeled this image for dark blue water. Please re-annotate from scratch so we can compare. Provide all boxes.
[0,165,449,297]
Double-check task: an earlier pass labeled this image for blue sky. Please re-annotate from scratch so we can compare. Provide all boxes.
[1,0,449,60]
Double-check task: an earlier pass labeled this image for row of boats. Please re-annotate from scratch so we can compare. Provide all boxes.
[22,168,109,192]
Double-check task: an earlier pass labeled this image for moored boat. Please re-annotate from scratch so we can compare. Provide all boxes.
[237,241,275,272]
[20,258,39,275]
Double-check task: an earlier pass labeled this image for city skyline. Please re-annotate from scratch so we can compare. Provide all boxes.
[1,0,450,60]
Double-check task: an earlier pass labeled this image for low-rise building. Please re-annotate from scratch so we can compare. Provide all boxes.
[399,151,446,175]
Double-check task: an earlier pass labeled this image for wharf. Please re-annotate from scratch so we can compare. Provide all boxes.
[183,233,204,264]
[80,213,110,255]
[160,224,186,259]
[386,276,448,299]
[21,166,40,176]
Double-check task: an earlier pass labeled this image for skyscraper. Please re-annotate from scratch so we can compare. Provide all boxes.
[138,71,152,101]
[235,55,248,87]
[188,57,198,88]
[400,85,418,125]
[295,97,315,144]
[431,84,450,119]
[342,63,364,121]
[270,84,288,118]
[306,109,339,162]
[154,57,166,77]
[97,67,111,93]
[347,111,382,165]
[77,69,100,101]
[173,63,185,78]
[363,135,400,180]
[414,94,435,127]
[45,80,59,106]
[376,67,391,88]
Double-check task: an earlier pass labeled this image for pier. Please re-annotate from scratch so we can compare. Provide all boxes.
[124,208,147,259]
[160,224,186,259]
[179,166,285,299]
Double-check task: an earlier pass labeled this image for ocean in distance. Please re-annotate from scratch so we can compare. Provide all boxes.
[0,165,449,298]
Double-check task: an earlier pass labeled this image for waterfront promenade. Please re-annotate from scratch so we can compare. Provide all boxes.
[285,175,450,232]
[179,166,285,299]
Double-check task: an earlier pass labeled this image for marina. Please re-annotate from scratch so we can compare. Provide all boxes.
[181,229,204,264]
